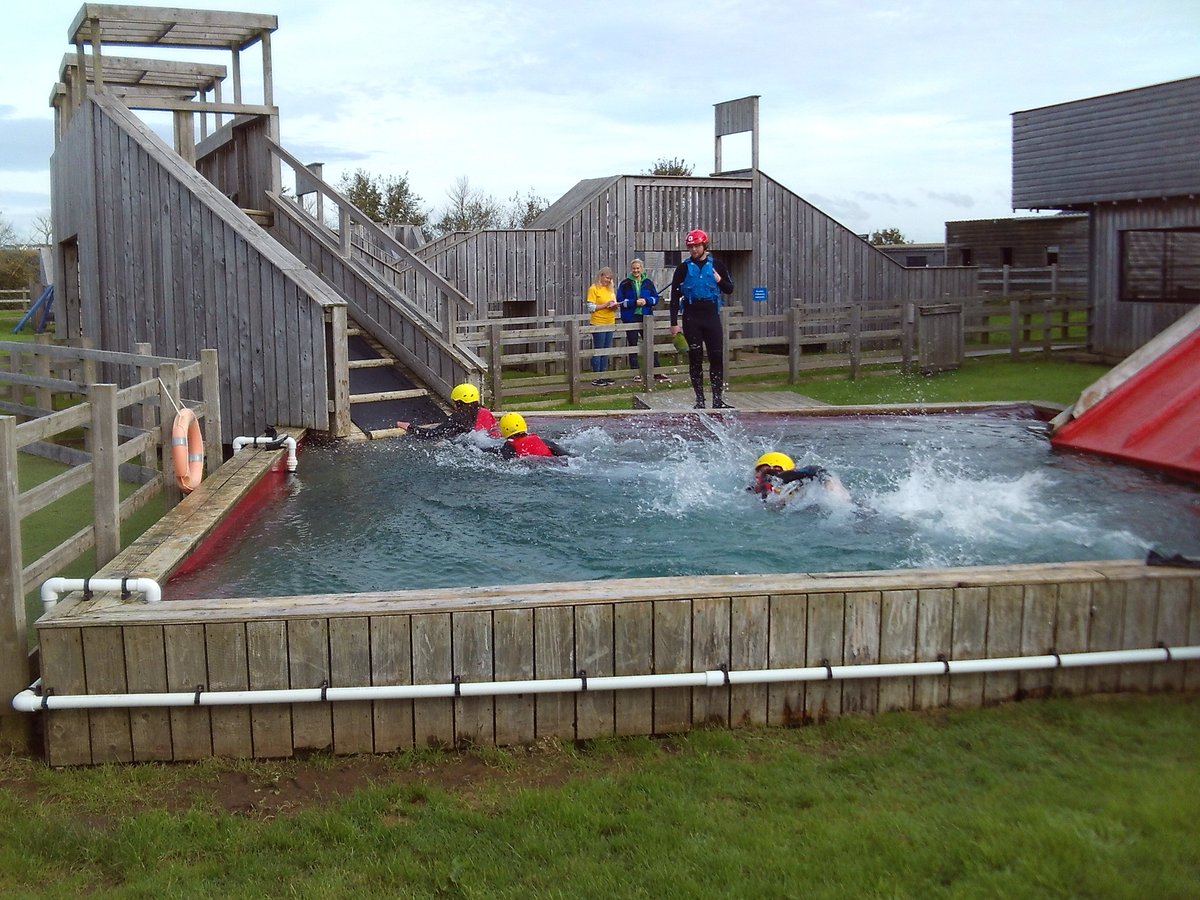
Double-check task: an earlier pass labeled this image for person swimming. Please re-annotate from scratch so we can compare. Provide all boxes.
[486,413,571,459]
[749,452,850,504]
[397,383,499,441]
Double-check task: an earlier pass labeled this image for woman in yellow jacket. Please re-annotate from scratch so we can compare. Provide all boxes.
[586,267,619,384]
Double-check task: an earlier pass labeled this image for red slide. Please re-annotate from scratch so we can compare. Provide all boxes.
[1051,320,1200,483]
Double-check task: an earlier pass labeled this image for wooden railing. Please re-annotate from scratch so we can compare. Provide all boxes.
[976,265,1086,297]
[0,339,220,750]
[457,295,1093,405]
[266,140,475,346]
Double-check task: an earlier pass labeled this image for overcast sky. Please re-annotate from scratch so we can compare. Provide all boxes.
[2,1,1198,243]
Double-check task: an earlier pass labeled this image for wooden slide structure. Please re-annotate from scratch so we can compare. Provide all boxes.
[1050,305,1200,482]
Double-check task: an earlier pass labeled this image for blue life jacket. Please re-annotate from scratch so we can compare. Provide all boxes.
[682,258,722,310]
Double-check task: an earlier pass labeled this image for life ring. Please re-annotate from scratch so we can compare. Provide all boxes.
[171,408,204,494]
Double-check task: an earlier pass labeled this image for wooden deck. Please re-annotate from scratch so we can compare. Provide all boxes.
[630,387,831,411]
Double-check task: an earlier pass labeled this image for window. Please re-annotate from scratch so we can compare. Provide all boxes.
[905,255,928,267]
[1120,228,1200,303]
[1001,247,1014,266]
[1046,246,1059,266]
[960,248,973,266]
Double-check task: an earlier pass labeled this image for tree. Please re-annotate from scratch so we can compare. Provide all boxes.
[0,212,37,291]
[869,228,908,246]
[433,176,503,235]
[645,156,694,176]
[338,169,429,228]
[30,213,53,246]
[502,189,549,228]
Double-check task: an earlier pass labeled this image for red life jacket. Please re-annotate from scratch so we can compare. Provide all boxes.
[475,407,499,436]
[509,433,554,457]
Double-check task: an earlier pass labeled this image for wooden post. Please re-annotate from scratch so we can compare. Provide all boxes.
[338,207,351,257]
[201,349,222,470]
[901,302,915,374]
[327,306,351,438]
[788,306,801,385]
[640,316,654,390]
[92,384,120,566]
[1009,299,1021,359]
[0,415,32,753]
[849,303,862,381]
[488,321,504,408]
[159,363,182,509]
[565,318,581,406]
[135,342,155,469]
[33,336,51,413]
[1041,299,1053,356]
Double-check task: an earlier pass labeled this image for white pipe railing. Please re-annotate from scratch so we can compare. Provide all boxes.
[12,645,1199,713]
[40,577,161,612]
[232,433,298,472]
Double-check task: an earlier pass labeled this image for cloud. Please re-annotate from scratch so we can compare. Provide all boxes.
[0,110,55,172]
[925,190,975,208]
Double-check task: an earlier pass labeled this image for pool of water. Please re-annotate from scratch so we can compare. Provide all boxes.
[167,407,1200,599]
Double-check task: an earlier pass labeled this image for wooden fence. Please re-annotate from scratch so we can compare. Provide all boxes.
[31,561,1199,765]
[0,340,219,753]
[457,294,1093,405]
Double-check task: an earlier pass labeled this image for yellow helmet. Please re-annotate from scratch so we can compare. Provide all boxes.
[450,383,481,405]
[755,452,795,471]
[499,413,528,439]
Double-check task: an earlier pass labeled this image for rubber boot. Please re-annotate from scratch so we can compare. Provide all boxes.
[712,387,734,410]
[693,394,706,409]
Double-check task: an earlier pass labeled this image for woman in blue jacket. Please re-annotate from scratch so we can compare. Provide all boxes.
[616,259,666,380]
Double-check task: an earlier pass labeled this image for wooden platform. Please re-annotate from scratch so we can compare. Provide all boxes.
[631,388,831,412]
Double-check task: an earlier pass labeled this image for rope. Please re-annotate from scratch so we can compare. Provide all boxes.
[157,378,182,415]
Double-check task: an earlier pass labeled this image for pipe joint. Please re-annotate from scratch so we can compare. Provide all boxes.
[41,576,162,612]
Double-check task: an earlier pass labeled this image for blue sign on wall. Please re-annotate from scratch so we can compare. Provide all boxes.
[752,286,769,302]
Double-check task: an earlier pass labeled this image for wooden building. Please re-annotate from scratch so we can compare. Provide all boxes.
[873,242,947,268]
[944,215,1088,270]
[1012,76,1200,359]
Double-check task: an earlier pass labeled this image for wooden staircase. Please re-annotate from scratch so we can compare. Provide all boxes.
[346,323,447,440]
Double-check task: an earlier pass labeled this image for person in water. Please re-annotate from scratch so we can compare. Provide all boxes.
[749,452,850,502]
[488,413,570,459]
[398,383,499,440]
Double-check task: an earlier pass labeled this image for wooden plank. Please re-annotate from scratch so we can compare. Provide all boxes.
[878,589,917,712]
[691,597,730,727]
[767,593,807,726]
[411,613,454,748]
[452,610,494,748]
[913,587,953,710]
[1152,578,1191,692]
[164,623,213,761]
[534,605,575,741]
[493,608,535,746]
[246,619,292,758]
[287,617,332,752]
[1086,580,1125,694]
[330,616,375,755]
[843,591,881,715]
[204,622,252,758]
[983,584,1024,705]
[370,615,414,752]
[613,601,653,736]
[41,629,93,766]
[123,625,173,761]
[574,603,615,740]
[949,586,989,709]
[729,594,769,727]
[1118,578,1158,692]
[651,599,692,734]
[805,592,845,722]
[1018,583,1057,699]
[1052,581,1091,696]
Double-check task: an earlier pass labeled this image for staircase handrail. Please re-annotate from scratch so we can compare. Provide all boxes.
[265,138,473,316]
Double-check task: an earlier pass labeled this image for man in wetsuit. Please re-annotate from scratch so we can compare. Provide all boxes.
[399,383,498,441]
[670,228,736,410]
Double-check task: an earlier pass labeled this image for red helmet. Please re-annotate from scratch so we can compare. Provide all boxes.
[685,229,709,247]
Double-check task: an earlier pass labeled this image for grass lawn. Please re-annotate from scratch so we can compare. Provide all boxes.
[0,695,1195,896]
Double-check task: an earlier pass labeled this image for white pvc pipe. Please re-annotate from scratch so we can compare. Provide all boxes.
[40,577,161,612]
[12,645,1199,713]
[232,434,298,472]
